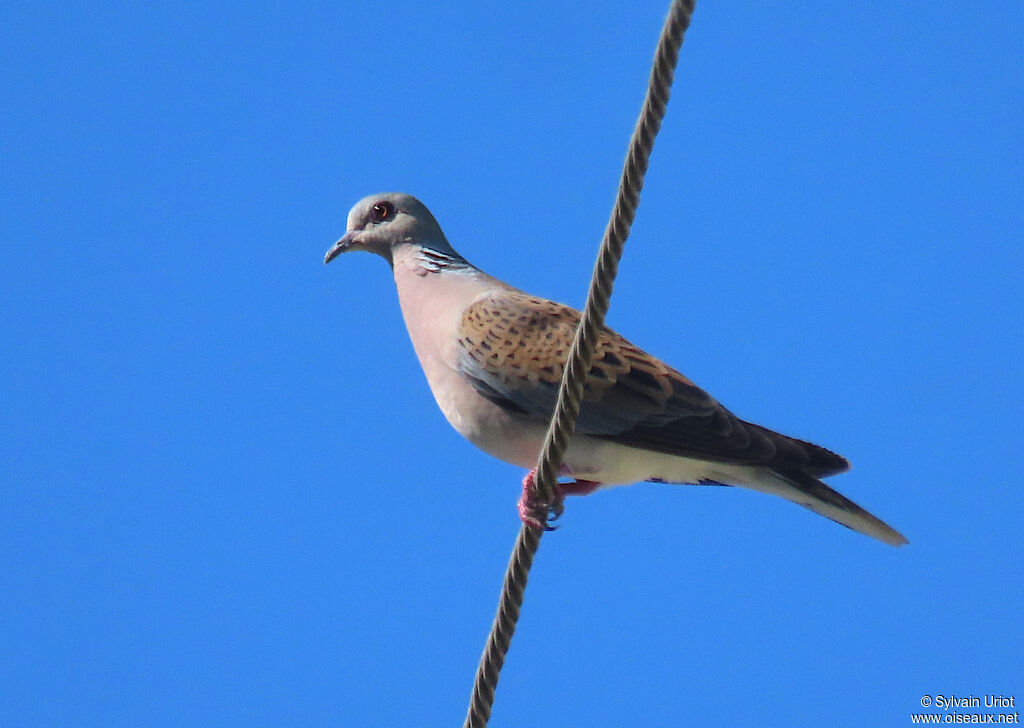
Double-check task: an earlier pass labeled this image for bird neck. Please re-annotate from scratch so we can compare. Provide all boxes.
[410,244,474,275]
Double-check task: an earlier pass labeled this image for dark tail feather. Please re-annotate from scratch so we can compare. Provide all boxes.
[763,469,908,547]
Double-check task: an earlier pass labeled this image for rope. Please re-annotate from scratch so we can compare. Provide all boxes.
[463,1,697,725]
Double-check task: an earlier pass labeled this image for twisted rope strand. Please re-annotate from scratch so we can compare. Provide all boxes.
[533,0,694,509]
[463,527,539,726]
[463,2,696,726]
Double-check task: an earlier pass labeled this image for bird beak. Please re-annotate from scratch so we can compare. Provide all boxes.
[324,231,359,264]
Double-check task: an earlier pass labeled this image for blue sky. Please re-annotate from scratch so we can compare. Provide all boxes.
[2,2,1021,726]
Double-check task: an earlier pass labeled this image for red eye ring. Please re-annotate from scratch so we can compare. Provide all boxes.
[370,200,395,223]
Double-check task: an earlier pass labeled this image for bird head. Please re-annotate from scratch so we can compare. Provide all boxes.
[324,193,458,267]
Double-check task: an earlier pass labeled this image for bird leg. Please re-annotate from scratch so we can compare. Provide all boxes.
[559,479,601,496]
[517,469,601,530]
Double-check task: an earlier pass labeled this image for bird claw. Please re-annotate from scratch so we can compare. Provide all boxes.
[517,471,603,530]
[517,470,567,531]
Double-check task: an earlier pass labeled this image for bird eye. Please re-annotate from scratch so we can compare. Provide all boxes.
[370,201,395,223]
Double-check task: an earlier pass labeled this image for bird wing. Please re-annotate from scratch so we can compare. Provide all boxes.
[455,290,848,477]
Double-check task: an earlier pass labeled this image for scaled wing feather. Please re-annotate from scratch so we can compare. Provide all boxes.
[455,291,848,477]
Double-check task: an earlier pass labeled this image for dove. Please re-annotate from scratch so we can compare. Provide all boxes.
[325,193,907,546]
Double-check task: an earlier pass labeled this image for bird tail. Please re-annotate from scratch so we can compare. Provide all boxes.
[750,468,908,547]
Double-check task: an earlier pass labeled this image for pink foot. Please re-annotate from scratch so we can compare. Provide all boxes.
[559,479,601,496]
[517,470,602,530]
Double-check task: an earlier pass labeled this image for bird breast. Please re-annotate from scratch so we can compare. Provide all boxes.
[391,252,546,469]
